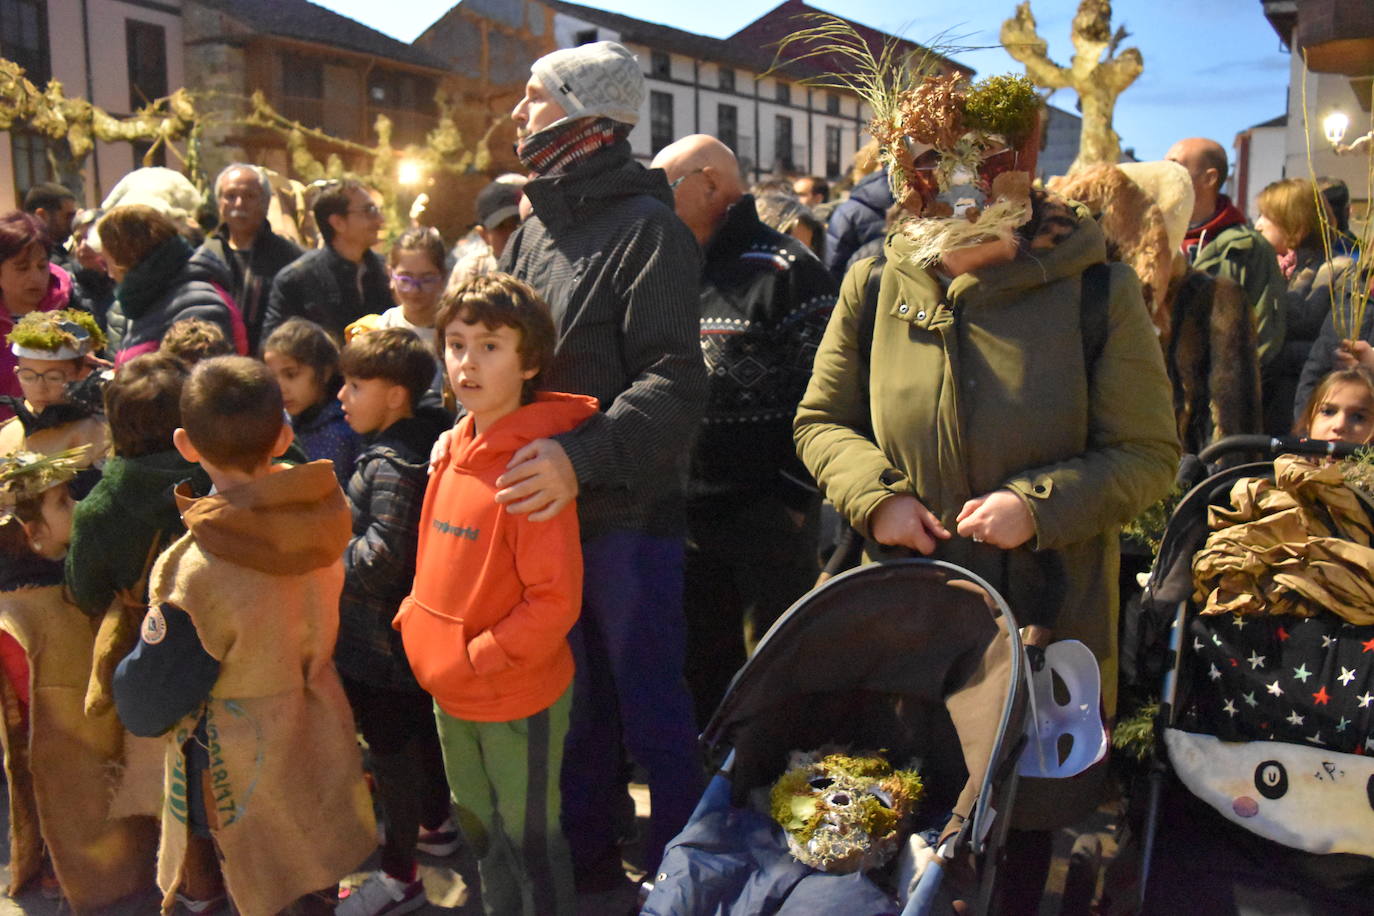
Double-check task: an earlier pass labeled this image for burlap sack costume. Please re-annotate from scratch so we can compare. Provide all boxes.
[0,582,161,910]
[145,461,374,916]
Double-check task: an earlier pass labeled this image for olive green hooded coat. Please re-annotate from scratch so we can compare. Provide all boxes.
[795,201,1180,714]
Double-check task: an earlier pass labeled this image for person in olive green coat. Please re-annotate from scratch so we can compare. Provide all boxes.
[794,194,1180,716]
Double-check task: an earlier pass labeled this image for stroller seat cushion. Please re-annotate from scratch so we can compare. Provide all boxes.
[1164,728,1374,857]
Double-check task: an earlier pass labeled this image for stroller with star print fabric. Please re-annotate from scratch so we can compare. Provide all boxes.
[1124,434,1374,914]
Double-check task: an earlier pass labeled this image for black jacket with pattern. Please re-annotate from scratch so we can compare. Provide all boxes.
[501,140,707,540]
[692,195,836,512]
[263,245,394,344]
[199,221,302,352]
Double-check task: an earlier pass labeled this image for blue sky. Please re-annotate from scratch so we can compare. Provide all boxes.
[315,0,1292,163]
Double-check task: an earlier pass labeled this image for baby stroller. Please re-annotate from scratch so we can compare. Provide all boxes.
[642,558,1033,915]
[1126,434,1374,914]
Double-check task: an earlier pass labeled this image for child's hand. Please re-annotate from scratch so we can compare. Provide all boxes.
[495,438,577,521]
[1335,339,1374,371]
[956,490,1035,549]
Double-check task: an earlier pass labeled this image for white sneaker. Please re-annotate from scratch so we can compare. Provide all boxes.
[337,871,425,916]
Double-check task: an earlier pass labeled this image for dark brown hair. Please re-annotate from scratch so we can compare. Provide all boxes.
[339,328,436,407]
[180,356,284,472]
[106,352,190,458]
[388,226,446,272]
[262,318,340,384]
[97,204,180,268]
[1295,366,1374,442]
[434,273,555,402]
[159,318,233,367]
[314,179,366,246]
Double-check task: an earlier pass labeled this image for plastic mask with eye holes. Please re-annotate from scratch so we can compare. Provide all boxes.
[769,749,923,873]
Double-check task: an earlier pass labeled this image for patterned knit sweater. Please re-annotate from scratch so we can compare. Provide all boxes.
[692,195,836,510]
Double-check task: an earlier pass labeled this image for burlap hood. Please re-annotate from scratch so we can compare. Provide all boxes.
[175,460,349,575]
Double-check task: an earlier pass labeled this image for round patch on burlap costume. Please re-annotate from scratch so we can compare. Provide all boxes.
[141,606,168,645]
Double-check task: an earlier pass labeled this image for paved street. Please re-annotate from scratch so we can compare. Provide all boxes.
[0,780,645,915]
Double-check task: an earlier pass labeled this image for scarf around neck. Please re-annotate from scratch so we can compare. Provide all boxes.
[517,117,630,177]
[115,235,193,319]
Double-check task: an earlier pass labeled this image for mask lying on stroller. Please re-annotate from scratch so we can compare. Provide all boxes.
[769,748,924,873]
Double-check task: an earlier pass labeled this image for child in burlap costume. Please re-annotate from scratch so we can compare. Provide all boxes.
[0,447,161,911]
[113,356,375,915]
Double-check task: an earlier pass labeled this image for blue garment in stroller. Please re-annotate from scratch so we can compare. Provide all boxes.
[643,559,1028,915]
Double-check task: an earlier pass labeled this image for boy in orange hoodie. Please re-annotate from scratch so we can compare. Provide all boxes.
[395,274,595,916]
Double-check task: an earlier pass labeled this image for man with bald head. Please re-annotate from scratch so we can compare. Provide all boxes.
[1167,138,1284,377]
[651,135,836,722]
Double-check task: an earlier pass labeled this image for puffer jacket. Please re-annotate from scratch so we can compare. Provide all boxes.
[110,238,246,366]
[501,139,706,540]
[335,415,445,690]
[823,168,894,282]
[795,197,1180,714]
[1276,238,1356,376]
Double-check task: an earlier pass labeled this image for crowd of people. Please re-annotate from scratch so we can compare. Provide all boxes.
[0,36,1369,916]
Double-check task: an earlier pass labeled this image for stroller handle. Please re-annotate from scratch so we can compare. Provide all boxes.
[1197,434,1364,464]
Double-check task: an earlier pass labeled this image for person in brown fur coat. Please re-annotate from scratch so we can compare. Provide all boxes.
[1050,162,1263,455]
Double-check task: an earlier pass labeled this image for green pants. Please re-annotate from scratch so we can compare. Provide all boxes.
[434,688,574,916]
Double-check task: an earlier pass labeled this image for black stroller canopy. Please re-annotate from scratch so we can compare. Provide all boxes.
[703,560,1025,835]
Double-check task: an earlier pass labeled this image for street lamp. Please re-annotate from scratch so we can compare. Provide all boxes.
[1323,111,1349,146]
[398,158,424,187]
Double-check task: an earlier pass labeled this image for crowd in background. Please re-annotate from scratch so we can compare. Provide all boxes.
[0,36,1369,916]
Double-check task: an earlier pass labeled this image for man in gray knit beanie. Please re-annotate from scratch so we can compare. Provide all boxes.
[530,40,643,129]
[490,34,706,903]
[513,41,644,176]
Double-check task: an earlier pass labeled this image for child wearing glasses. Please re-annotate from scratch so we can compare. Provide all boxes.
[348,230,447,345]
[0,310,108,467]
[378,228,447,350]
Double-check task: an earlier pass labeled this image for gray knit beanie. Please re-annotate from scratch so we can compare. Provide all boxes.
[531,41,643,127]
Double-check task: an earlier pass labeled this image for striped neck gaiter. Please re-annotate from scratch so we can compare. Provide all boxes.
[517,117,630,177]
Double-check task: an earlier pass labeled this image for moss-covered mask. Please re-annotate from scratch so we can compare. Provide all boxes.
[769,749,923,873]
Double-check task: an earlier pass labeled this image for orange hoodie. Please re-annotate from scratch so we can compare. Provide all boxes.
[395,391,598,721]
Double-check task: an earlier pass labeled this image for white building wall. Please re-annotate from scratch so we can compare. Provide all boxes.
[551,12,620,51]
[1,0,185,209]
[532,26,873,183]
[1283,54,1369,212]
[1240,125,1288,220]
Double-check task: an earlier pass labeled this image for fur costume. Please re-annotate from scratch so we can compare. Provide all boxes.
[1051,164,1262,454]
